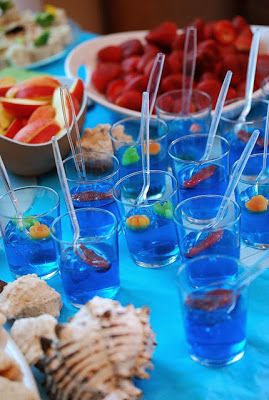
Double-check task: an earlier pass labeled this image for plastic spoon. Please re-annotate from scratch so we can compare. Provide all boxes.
[136,92,150,205]
[235,249,269,293]
[202,70,232,161]
[224,249,269,313]
[255,103,269,184]
[235,29,261,133]
[52,137,111,271]
[189,130,259,254]
[0,156,24,229]
[214,129,260,224]
[182,26,197,115]
[60,86,87,179]
[52,136,81,249]
[147,52,165,116]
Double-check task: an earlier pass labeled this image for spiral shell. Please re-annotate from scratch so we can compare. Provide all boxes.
[41,297,155,400]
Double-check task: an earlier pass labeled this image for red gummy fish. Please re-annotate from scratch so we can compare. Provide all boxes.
[79,245,111,271]
[72,191,113,202]
[186,229,224,258]
[183,165,217,188]
[186,288,234,311]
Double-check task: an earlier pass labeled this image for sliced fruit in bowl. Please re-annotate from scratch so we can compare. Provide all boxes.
[0,74,87,176]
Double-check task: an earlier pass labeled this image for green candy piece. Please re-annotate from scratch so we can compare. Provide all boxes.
[35,12,55,27]
[34,30,50,47]
[12,216,37,230]
[122,147,140,166]
[153,201,173,219]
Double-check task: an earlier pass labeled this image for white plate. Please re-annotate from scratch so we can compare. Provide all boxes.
[65,26,269,118]
[0,327,40,398]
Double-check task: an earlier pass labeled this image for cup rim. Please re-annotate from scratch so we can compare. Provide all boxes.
[63,151,120,184]
[174,194,241,230]
[220,97,268,124]
[175,254,244,290]
[0,185,60,219]
[112,169,178,207]
[109,117,168,145]
[50,207,118,245]
[155,88,212,117]
[168,134,230,164]
[234,152,269,185]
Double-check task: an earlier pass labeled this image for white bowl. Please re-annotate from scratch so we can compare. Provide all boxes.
[0,76,87,176]
[65,25,269,118]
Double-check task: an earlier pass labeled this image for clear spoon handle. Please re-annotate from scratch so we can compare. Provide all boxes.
[52,137,80,244]
[202,70,232,160]
[240,29,261,121]
[236,249,269,291]
[136,92,150,205]
[0,156,22,220]
[216,129,260,222]
[182,26,197,114]
[262,104,269,171]
[147,52,165,116]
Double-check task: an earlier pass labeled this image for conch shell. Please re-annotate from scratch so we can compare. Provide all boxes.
[40,297,155,400]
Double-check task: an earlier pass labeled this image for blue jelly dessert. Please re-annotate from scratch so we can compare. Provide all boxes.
[3,216,58,278]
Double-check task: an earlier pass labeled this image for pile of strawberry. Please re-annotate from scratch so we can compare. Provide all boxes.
[91,16,269,112]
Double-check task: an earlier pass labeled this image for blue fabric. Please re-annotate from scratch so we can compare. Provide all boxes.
[1,30,269,400]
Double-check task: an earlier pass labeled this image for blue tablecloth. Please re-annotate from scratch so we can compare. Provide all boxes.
[1,30,269,400]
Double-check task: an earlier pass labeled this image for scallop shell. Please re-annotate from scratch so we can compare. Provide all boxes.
[41,297,155,400]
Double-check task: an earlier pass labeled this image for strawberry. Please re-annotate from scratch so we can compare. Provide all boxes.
[203,22,214,40]
[106,79,126,102]
[226,87,237,100]
[197,79,221,108]
[191,18,205,42]
[97,45,123,63]
[236,81,246,97]
[221,54,241,86]
[144,43,161,55]
[137,53,155,73]
[200,72,218,81]
[218,44,237,58]
[198,39,220,55]
[257,54,269,80]
[121,56,141,73]
[156,94,174,113]
[115,90,142,111]
[171,96,195,113]
[172,33,185,50]
[124,72,140,82]
[232,15,249,32]
[120,39,144,58]
[125,75,147,92]
[235,27,253,52]
[213,20,237,45]
[161,74,182,93]
[146,21,177,49]
[91,63,121,93]
[167,50,183,74]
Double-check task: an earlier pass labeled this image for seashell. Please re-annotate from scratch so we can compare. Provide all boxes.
[0,274,62,320]
[11,314,57,366]
[41,297,155,400]
[0,376,38,400]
